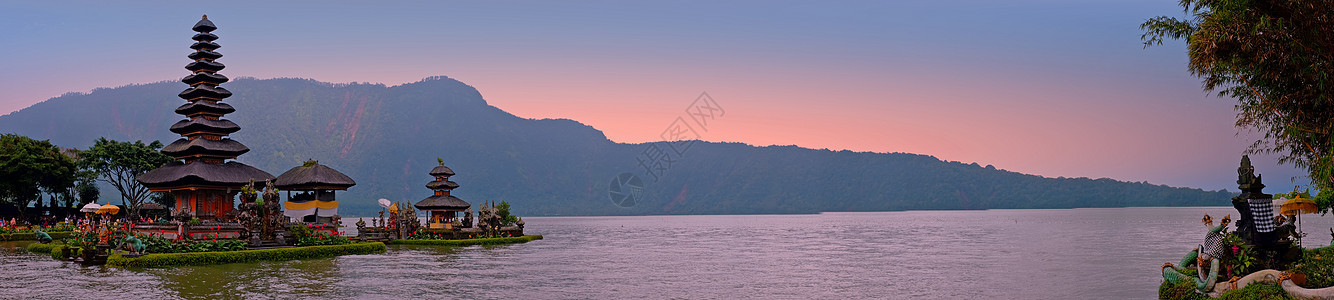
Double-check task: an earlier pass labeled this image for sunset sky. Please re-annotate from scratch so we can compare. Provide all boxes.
[0,1,1310,193]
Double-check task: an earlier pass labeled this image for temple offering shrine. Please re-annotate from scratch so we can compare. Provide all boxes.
[276,160,355,225]
[135,15,273,238]
[415,159,471,229]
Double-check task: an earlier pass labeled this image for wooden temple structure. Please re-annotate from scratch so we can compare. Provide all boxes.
[134,16,274,239]
[275,160,355,224]
[415,159,472,229]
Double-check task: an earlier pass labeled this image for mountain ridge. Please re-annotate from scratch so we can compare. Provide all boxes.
[0,76,1235,216]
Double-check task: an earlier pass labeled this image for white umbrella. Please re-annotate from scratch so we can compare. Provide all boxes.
[79,203,101,213]
[378,198,392,209]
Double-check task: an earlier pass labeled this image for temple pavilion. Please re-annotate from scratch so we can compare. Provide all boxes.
[137,15,274,221]
[275,160,355,223]
[415,159,471,229]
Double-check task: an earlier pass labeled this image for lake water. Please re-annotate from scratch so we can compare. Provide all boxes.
[3,207,1332,299]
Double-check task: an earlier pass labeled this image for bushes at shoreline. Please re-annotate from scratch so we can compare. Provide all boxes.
[390,235,543,246]
[107,242,387,268]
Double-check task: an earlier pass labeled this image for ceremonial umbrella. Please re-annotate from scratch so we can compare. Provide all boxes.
[79,203,101,213]
[1281,191,1319,246]
[96,204,120,215]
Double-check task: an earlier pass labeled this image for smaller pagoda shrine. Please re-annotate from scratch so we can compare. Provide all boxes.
[276,160,356,224]
[415,158,471,229]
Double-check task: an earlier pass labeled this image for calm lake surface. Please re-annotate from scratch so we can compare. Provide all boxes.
[3,207,1333,299]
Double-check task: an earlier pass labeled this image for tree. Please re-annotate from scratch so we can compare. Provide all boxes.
[79,138,173,218]
[76,181,100,207]
[51,148,98,209]
[1142,0,1334,207]
[0,134,77,219]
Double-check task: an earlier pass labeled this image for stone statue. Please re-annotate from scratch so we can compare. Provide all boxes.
[462,208,473,228]
[33,229,52,244]
[121,235,145,254]
[476,201,503,235]
[262,180,283,241]
[1231,155,1268,242]
[173,207,195,222]
[1162,216,1232,294]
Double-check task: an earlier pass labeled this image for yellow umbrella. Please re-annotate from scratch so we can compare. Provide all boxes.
[387,203,400,213]
[1281,190,1318,246]
[1282,196,1319,215]
[96,204,120,215]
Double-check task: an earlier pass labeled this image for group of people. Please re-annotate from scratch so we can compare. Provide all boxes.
[1,216,80,230]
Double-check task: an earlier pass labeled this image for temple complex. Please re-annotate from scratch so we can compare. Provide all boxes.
[136,15,274,221]
[415,159,471,229]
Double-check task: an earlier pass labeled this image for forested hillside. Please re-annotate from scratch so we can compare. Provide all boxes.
[0,77,1234,216]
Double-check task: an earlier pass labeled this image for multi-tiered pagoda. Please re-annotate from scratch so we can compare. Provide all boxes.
[415,159,471,228]
[138,15,274,221]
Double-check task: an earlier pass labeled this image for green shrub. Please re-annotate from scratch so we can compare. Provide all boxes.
[1159,279,1292,300]
[1159,279,1207,300]
[26,242,58,254]
[1216,283,1290,300]
[391,235,543,246]
[1293,246,1334,288]
[45,244,80,261]
[108,242,387,268]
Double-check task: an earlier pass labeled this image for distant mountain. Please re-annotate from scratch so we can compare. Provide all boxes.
[0,77,1234,216]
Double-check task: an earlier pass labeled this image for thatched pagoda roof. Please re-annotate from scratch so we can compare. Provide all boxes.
[160,138,249,157]
[415,195,470,211]
[426,180,459,190]
[169,117,239,134]
[274,162,356,191]
[137,161,274,189]
[192,15,217,32]
[175,101,234,115]
[137,160,273,189]
[429,165,455,177]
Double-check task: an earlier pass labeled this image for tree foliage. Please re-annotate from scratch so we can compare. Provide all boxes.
[1142,0,1334,195]
[0,134,77,218]
[78,138,173,217]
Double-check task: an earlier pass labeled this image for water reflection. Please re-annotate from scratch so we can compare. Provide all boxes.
[6,208,1334,298]
[150,258,345,299]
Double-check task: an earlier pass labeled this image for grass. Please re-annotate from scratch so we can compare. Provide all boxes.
[389,234,543,246]
[1159,280,1291,300]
